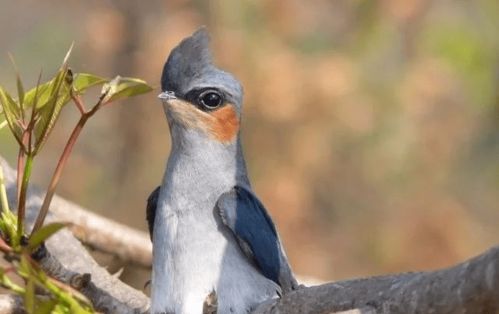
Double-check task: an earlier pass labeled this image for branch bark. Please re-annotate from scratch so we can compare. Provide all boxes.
[50,197,152,268]
[254,247,499,313]
[0,295,24,314]
[0,155,498,314]
[0,156,149,314]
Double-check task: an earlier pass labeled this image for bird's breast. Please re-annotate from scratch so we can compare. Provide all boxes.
[151,198,227,312]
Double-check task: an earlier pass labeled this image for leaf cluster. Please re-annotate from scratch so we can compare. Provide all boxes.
[0,45,153,313]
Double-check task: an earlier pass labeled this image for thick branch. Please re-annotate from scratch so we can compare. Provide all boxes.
[0,156,149,314]
[50,197,152,268]
[254,246,499,314]
[0,295,24,314]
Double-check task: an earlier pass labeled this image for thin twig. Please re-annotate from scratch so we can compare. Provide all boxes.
[16,72,44,240]
[71,93,86,115]
[7,53,24,122]
[31,91,109,236]
[16,153,33,239]
[15,140,26,203]
[30,117,88,236]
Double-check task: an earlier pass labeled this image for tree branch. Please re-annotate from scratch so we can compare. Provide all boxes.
[0,295,24,314]
[49,196,152,268]
[254,246,499,313]
[0,156,149,314]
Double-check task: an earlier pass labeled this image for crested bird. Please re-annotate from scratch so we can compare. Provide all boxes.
[148,28,298,314]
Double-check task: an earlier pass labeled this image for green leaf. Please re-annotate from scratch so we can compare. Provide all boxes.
[8,54,25,111]
[24,80,52,110]
[73,73,108,93]
[24,44,72,111]
[0,211,18,248]
[0,103,5,129]
[17,77,25,109]
[0,164,10,214]
[35,299,57,314]
[33,69,72,154]
[62,43,74,66]
[0,270,24,294]
[0,88,21,118]
[28,222,67,250]
[53,304,71,314]
[30,45,75,153]
[0,105,6,130]
[0,86,23,143]
[102,76,153,103]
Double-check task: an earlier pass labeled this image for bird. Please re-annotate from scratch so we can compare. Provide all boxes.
[148,28,298,314]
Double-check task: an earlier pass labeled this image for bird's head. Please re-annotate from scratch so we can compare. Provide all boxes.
[159,28,243,146]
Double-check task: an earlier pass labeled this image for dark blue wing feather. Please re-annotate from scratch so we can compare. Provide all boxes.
[146,186,161,240]
[217,186,297,293]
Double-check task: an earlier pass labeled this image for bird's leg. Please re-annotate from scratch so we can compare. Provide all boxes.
[202,290,218,314]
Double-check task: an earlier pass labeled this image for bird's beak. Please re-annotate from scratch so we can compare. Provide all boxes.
[158,91,177,102]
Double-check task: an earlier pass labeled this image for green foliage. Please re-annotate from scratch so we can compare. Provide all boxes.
[0,113,6,130]
[0,45,153,313]
[32,66,71,154]
[102,75,153,103]
[72,73,108,94]
[0,210,18,248]
[28,222,67,251]
[0,86,23,144]
[0,165,10,214]
[16,254,94,314]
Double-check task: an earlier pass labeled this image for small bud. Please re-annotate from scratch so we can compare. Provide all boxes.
[65,68,74,85]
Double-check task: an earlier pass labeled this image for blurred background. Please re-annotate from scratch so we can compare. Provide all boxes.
[0,0,498,290]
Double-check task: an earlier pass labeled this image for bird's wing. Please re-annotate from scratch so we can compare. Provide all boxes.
[216,186,298,293]
[146,186,161,240]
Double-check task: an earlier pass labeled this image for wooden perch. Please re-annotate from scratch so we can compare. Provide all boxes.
[254,246,499,313]
[0,295,23,314]
[49,195,152,268]
[0,156,150,314]
[1,155,498,314]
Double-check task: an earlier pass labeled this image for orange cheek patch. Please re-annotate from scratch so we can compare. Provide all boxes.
[205,105,240,143]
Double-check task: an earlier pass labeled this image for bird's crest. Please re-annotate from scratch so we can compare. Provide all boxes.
[161,27,214,93]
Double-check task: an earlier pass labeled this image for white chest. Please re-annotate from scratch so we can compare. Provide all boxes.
[151,204,228,313]
[150,198,279,314]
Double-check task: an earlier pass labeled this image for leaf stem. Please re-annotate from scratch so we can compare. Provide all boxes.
[0,165,10,213]
[31,116,88,235]
[16,135,27,203]
[30,93,107,236]
[0,236,12,254]
[71,93,86,115]
[17,153,34,239]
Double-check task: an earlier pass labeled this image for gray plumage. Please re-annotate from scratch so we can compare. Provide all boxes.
[150,28,298,314]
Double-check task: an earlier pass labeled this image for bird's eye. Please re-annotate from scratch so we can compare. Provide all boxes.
[199,90,223,109]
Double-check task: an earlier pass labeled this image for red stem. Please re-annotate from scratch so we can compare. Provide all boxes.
[72,93,86,115]
[30,93,107,236]
[0,237,12,254]
[30,114,89,235]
